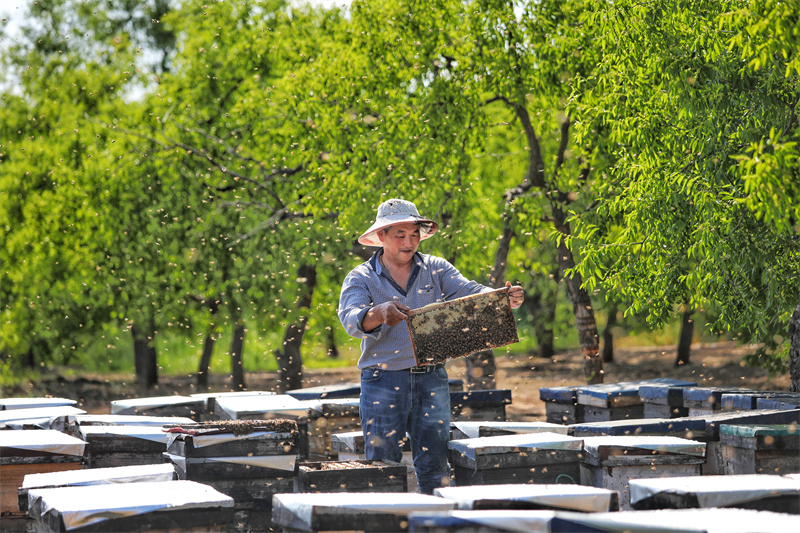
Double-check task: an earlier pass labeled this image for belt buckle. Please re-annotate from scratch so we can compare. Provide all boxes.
[410,363,437,373]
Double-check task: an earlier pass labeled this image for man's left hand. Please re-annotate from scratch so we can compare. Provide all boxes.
[505,281,525,309]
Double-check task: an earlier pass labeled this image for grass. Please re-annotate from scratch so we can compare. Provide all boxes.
[1,303,726,390]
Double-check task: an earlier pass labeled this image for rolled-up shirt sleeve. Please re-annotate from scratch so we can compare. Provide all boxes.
[338,272,383,340]
[436,258,493,300]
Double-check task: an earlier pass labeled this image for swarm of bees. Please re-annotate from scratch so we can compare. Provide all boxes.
[304,460,378,471]
[407,288,519,366]
[164,419,298,436]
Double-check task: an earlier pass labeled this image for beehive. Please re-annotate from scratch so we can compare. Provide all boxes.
[406,288,518,366]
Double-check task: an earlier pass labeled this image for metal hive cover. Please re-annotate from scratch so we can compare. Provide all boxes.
[406,287,519,366]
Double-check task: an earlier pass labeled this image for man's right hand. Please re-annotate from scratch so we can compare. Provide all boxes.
[363,301,410,331]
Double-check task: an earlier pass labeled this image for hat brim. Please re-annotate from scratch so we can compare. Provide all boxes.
[358,216,438,247]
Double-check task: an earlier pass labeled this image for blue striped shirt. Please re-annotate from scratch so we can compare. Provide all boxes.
[338,250,490,370]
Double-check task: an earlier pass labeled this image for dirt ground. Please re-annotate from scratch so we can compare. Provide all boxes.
[22,341,791,417]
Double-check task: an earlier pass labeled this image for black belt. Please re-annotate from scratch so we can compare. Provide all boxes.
[409,363,444,373]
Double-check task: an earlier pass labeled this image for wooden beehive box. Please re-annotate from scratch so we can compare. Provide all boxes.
[272,492,456,532]
[302,399,361,461]
[580,435,706,510]
[0,406,86,430]
[213,394,311,459]
[110,395,203,418]
[27,480,234,532]
[685,408,800,475]
[450,389,512,422]
[721,391,796,411]
[638,383,697,419]
[406,288,518,366]
[19,463,176,514]
[285,382,361,401]
[756,394,800,410]
[434,483,619,512]
[163,420,300,480]
[450,420,570,440]
[0,398,77,411]
[682,387,759,416]
[79,425,170,468]
[577,378,696,422]
[163,420,299,532]
[539,385,584,425]
[720,423,800,475]
[0,430,85,516]
[55,414,195,438]
[570,417,706,440]
[448,432,584,486]
[629,473,800,513]
[294,460,408,493]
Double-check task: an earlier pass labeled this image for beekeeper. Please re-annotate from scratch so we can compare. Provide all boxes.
[338,198,524,494]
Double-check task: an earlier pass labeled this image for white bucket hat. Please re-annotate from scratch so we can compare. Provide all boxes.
[358,199,439,247]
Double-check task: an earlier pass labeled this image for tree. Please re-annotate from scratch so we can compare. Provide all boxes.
[313,0,608,383]
[572,0,800,388]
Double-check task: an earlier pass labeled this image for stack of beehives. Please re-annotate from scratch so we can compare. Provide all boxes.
[162,419,299,531]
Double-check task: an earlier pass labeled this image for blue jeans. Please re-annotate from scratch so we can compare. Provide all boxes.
[360,366,451,494]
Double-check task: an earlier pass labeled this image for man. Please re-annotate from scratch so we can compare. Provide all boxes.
[338,198,524,494]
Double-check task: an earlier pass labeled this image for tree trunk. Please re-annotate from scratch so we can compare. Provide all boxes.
[465,216,513,390]
[602,304,618,363]
[131,321,158,388]
[197,299,219,390]
[553,208,602,383]
[789,303,800,392]
[675,310,694,367]
[523,280,556,359]
[274,263,317,392]
[229,321,246,390]
[326,326,339,359]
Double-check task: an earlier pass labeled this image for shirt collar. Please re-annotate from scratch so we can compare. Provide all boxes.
[369,249,425,275]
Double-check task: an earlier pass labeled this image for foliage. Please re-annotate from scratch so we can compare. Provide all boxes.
[571,0,800,371]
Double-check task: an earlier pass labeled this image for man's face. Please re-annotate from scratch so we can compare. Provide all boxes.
[379,223,421,262]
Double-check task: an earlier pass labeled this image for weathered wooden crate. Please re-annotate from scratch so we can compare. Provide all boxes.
[685,408,800,475]
[448,432,584,486]
[682,387,759,416]
[272,492,456,532]
[79,425,170,468]
[577,378,696,423]
[450,421,569,440]
[580,435,706,510]
[630,473,800,513]
[539,385,584,425]
[18,463,175,514]
[109,395,204,418]
[406,288,518,366]
[0,430,85,516]
[639,383,697,419]
[720,423,800,475]
[434,483,619,512]
[294,460,408,493]
[450,389,512,422]
[27,480,234,532]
